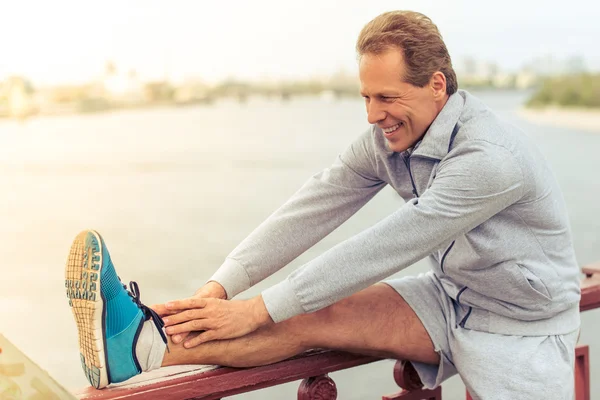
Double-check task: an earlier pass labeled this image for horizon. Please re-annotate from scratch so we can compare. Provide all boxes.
[2,0,599,86]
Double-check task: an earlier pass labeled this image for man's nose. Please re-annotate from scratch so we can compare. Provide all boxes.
[366,102,386,125]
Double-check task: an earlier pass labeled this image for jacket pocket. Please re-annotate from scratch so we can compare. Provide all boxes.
[516,264,552,301]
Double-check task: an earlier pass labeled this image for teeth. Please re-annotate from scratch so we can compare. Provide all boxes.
[383,123,401,133]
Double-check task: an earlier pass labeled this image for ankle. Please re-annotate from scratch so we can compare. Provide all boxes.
[136,320,167,372]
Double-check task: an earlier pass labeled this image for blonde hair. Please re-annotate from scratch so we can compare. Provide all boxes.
[356,11,458,95]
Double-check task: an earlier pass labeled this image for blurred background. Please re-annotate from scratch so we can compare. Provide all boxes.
[0,0,599,398]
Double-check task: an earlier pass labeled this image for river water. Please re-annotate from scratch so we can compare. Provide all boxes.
[0,90,598,399]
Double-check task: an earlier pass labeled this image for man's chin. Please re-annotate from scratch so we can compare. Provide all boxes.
[385,139,408,153]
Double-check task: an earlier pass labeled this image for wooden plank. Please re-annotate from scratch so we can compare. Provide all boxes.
[73,262,600,399]
[580,272,600,312]
[75,350,380,400]
[581,262,600,278]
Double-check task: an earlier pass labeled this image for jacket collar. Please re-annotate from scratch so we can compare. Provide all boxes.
[410,90,465,160]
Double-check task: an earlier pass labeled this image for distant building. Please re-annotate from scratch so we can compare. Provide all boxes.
[523,55,587,77]
[173,80,213,105]
[457,57,478,77]
[564,56,587,74]
[456,57,500,86]
[102,61,145,106]
[0,76,37,119]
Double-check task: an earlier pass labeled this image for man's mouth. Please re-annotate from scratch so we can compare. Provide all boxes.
[382,122,403,137]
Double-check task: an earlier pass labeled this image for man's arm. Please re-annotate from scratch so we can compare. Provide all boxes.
[262,140,525,322]
[162,140,526,347]
[208,128,387,299]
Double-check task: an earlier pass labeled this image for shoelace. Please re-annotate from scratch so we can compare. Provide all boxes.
[125,281,170,352]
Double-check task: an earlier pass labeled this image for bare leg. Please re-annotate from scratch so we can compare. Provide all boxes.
[162,283,438,368]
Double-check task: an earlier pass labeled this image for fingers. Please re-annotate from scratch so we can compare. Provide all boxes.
[171,331,190,344]
[163,308,208,326]
[161,296,222,345]
[166,319,211,335]
[166,297,210,311]
[172,329,206,344]
[183,330,219,348]
[150,303,178,317]
[155,295,216,317]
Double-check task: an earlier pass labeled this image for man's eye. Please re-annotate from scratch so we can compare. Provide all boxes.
[381,96,396,102]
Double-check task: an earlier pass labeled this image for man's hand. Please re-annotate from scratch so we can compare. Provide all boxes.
[162,295,273,348]
[151,281,227,344]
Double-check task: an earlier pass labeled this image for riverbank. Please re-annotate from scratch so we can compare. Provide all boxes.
[519,106,600,134]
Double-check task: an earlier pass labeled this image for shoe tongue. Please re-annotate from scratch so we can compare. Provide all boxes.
[135,320,168,372]
[128,281,168,347]
[141,305,168,345]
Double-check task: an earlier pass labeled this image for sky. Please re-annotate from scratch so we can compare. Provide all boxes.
[1,0,598,85]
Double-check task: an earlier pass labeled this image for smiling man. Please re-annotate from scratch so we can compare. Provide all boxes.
[66,11,580,399]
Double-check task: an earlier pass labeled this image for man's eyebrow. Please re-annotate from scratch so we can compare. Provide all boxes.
[360,91,400,97]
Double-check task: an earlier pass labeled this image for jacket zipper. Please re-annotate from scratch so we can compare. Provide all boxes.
[403,151,456,277]
[440,240,455,273]
[402,153,419,197]
[459,307,472,328]
[456,285,467,303]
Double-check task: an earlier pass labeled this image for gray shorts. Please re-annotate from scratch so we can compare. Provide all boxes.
[385,272,579,400]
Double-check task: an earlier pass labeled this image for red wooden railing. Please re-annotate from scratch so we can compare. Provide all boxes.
[75,262,600,400]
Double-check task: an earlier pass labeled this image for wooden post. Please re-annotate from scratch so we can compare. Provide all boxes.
[393,360,424,391]
[297,374,337,400]
[383,361,442,400]
[574,344,590,400]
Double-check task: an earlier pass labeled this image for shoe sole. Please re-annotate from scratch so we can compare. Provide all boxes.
[65,230,109,389]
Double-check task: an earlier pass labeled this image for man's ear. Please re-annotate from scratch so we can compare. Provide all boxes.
[430,71,447,99]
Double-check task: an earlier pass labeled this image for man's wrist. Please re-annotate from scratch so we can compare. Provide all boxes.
[249,295,274,327]
[200,281,227,299]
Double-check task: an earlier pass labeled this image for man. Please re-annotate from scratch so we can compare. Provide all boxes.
[65,11,581,399]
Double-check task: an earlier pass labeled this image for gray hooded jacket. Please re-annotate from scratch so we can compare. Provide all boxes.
[210,90,581,336]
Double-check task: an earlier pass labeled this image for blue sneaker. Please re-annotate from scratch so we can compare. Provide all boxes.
[65,230,167,388]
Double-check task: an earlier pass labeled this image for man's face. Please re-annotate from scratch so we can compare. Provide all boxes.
[359,49,445,153]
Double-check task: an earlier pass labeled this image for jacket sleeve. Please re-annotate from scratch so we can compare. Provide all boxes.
[208,128,387,299]
[261,140,525,323]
